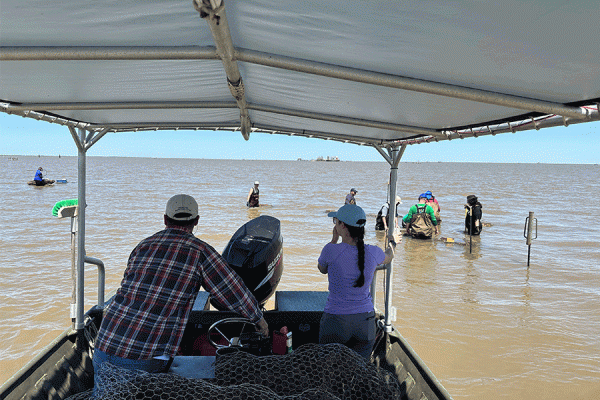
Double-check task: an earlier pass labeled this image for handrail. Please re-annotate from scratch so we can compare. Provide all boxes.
[370,264,387,311]
[84,256,105,309]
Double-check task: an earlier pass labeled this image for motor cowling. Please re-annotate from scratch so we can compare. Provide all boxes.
[212,215,283,310]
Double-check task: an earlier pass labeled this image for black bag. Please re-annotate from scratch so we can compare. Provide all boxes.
[375,204,388,230]
[465,204,482,235]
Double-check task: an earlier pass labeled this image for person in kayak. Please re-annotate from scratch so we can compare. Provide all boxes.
[247,181,260,207]
[318,204,395,359]
[93,194,268,379]
[33,167,54,186]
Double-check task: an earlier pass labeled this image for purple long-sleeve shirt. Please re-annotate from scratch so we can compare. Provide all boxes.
[318,242,384,315]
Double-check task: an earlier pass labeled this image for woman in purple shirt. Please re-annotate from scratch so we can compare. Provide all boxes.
[318,204,394,359]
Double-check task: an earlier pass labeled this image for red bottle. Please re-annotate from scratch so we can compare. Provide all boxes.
[272,326,293,354]
[280,326,292,353]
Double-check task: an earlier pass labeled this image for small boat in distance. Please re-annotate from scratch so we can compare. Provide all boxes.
[315,156,341,161]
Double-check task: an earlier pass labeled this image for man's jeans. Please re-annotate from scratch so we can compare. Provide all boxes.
[93,349,172,393]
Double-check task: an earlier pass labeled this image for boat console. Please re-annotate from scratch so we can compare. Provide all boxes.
[170,290,328,381]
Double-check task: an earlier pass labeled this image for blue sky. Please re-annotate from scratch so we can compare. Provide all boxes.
[1,113,598,163]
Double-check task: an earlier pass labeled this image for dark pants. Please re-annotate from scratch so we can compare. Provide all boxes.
[319,311,376,359]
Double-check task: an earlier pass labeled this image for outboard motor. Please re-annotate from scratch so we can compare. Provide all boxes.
[213,215,283,310]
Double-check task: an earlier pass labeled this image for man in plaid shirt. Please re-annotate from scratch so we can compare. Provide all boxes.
[93,194,268,377]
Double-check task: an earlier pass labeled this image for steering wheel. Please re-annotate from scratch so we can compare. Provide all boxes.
[207,317,260,349]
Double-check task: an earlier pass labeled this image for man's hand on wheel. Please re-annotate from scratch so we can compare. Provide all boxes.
[256,317,269,337]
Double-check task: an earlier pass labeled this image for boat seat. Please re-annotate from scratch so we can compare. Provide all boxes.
[169,356,215,380]
[192,291,211,311]
[275,291,328,312]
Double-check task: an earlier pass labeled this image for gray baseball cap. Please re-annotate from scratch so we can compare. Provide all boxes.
[165,194,198,221]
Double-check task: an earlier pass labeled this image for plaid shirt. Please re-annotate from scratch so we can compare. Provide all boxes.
[95,227,262,359]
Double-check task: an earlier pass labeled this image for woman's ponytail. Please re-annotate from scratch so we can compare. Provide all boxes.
[347,225,366,287]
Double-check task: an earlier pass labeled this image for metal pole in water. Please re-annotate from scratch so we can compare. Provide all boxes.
[523,211,537,266]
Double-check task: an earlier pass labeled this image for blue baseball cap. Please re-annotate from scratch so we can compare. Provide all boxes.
[425,191,432,195]
[328,204,366,227]
[419,193,427,199]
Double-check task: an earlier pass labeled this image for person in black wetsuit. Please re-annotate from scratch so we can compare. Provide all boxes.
[247,181,260,207]
[374,196,402,231]
[465,195,483,235]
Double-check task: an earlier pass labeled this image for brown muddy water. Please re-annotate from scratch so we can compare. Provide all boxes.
[1,156,599,399]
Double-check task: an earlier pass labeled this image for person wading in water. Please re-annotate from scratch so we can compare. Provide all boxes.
[247,181,260,207]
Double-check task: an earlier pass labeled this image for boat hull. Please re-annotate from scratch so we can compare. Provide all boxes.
[1,294,452,400]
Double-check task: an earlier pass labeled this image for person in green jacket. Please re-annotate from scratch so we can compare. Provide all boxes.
[402,194,439,237]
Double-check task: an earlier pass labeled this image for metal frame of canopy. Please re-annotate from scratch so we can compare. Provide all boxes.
[1,0,600,332]
[2,45,599,144]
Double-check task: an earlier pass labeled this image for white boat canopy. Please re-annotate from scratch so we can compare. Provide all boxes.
[1,0,599,150]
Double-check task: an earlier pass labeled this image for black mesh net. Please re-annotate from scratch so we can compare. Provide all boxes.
[66,343,403,400]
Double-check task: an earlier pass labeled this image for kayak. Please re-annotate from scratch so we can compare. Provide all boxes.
[27,179,55,186]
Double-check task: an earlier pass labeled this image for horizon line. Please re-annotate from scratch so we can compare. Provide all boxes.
[3,154,598,165]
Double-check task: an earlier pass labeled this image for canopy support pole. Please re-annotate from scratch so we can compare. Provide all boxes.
[194,0,252,140]
[386,145,405,244]
[68,126,109,330]
[70,214,77,329]
[372,144,406,332]
[73,127,87,331]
